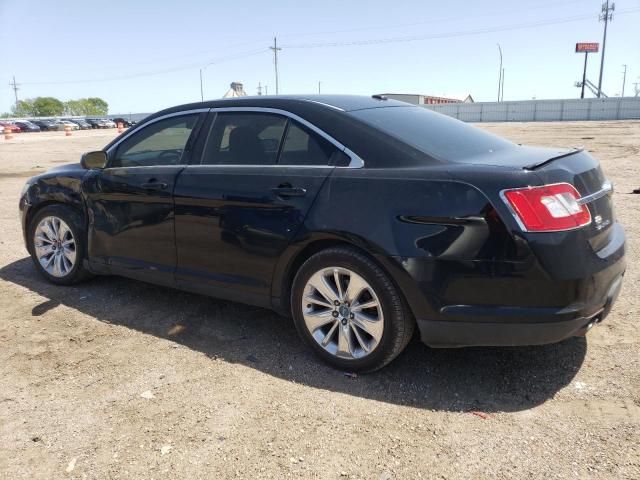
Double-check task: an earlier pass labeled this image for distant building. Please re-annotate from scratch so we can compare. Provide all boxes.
[223,82,247,98]
[378,93,474,105]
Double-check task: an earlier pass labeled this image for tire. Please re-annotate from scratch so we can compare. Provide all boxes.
[291,246,414,372]
[27,204,92,285]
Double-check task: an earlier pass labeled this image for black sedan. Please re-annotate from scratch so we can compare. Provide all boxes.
[18,95,626,372]
[14,120,41,132]
[31,119,58,131]
[85,118,108,129]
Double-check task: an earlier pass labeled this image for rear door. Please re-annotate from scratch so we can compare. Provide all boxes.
[173,110,341,305]
[84,111,205,284]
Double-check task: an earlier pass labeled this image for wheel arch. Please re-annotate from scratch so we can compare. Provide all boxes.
[271,233,419,321]
[26,200,86,234]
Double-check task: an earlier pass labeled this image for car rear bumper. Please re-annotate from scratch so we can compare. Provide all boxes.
[417,272,623,347]
[379,221,626,348]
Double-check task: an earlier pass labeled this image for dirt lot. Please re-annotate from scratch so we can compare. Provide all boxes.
[0,123,638,479]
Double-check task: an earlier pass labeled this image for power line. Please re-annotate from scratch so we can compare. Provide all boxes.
[20,48,268,86]
[597,1,615,98]
[9,7,639,88]
[279,0,590,39]
[282,8,640,49]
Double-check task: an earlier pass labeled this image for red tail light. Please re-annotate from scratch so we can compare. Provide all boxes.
[501,183,591,232]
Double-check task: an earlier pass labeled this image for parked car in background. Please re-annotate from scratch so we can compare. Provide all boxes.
[102,118,116,128]
[0,125,4,135]
[31,119,60,131]
[18,95,626,372]
[14,121,41,133]
[64,119,92,130]
[86,118,108,129]
[58,120,80,130]
[111,117,133,127]
[0,121,21,133]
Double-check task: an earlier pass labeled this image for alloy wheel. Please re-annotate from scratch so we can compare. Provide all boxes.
[34,216,77,278]
[301,267,384,359]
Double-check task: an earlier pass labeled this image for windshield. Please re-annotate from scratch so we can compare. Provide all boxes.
[349,106,514,162]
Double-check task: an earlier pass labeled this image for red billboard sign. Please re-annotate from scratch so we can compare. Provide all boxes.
[575,42,599,53]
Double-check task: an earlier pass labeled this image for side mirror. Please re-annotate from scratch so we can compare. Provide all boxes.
[81,151,107,170]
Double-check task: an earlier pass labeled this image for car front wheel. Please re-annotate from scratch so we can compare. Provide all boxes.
[291,246,414,372]
[27,205,92,285]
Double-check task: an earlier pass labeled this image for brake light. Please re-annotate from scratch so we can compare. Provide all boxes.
[501,183,591,232]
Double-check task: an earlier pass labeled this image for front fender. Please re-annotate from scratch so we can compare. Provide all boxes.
[20,165,87,246]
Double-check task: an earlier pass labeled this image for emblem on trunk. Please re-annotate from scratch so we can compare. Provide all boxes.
[594,214,611,231]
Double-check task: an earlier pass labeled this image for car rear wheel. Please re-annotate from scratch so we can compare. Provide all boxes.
[291,246,414,372]
[28,205,92,285]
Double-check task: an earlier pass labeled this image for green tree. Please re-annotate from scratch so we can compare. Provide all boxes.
[85,97,109,116]
[12,99,35,117]
[64,99,85,116]
[32,97,64,117]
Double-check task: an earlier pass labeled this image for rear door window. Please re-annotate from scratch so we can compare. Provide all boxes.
[278,121,337,166]
[202,113,287,165]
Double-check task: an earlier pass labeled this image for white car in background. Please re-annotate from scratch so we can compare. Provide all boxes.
[103,119,116,128]
[58,120,80,130]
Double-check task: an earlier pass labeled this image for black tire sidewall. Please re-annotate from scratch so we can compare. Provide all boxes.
[27,205,87,285]
[291,247,405,372]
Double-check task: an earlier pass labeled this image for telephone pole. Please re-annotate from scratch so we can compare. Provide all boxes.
[621,64,627,97]
[9,76,20,108]
[318,81,321,94]
[597,1,615,98]
[269,37,282,95]
[496,44,503,102]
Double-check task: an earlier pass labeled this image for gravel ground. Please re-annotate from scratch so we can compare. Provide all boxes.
[0,123,638,479]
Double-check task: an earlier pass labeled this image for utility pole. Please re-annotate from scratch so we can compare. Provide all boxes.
[9,76,20,108]
[580,52,589,99]
[597,1,615,98]
[199,68,204,102]
[269,37,282,94]
[634,81,640,97]
[265,85,269,95]
[497,44,503,102]
[318,81,321,94]
[501,68,505,102]
[257,82,262,96]
[621,64,627,97]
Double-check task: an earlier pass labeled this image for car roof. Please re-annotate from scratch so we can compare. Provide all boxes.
[156,94,410,117]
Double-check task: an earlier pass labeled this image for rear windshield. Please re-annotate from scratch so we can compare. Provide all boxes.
[349,106,513,162]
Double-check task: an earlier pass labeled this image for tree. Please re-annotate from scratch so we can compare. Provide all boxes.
[85,97,109,116]
[64,99,85,116]
[12,99,35,117]
[32,97,64,117]
[63,97,109,116]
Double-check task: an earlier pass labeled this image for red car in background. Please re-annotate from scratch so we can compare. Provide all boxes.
[0,121,21,133]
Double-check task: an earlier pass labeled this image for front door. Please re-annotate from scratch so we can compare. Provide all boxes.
[173,111,339,306]
[83,112,204,284]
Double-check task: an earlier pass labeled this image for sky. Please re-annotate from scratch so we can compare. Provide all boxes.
[1,0,639,115]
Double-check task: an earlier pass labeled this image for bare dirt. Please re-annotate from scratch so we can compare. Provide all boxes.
[0,122,638,479]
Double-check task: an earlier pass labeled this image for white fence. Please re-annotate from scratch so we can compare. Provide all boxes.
[422,97,640,122]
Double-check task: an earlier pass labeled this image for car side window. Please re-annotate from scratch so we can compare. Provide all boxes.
[278,120,337,166]
[111,114,199,168]
[201,113,287,165]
